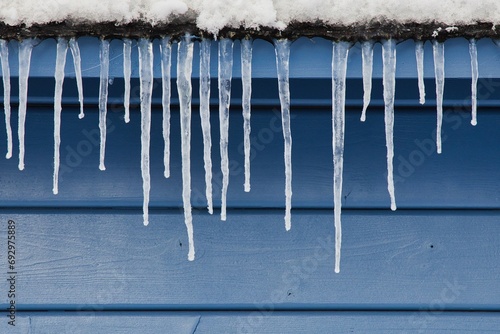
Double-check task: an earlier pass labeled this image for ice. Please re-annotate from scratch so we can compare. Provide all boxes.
[360,40,373,122]
[218,38,233,221]
[160,37,172,179]
[382,39,397,211]
[17,38,35,171]
[432,40,445,154]
[469,38,478,126]
[415,40,426,105]
[123,38,132,124]
[98,39,110,171]
[0,40,12,159]
[332,41,350,273]
[53,38,68,195]
[199,38,214,214]
[274,39,293,231]
[241,38,253,192]
[177,35,195,261]
[69,37,85,119]
[138,38,153,227]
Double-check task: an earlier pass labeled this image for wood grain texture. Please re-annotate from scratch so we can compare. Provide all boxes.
[0,209,499,310]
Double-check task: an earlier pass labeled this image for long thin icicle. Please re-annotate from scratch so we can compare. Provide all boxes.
[332,41,350,274]
[177,35,195,261]
[274,39,293,231]
[69,37,85,119]
[138,38,153,227]
[360,40,373,122]
[199,38,213,214]
[53,38,68,195]
[18,38,35,171]
[241,38,253,192]
[160,37,172,179]
[432,40,445,154]
[123,38,132,124]
[469,38,478,126]
[218,38,233,221]
[98,39,110,171]
[382,39,397,212]
[415,40,426,105]
[0,40,12,159]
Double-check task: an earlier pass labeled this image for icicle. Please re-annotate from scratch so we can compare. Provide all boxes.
[98,39,110,171]
[432,40,445,154]
[360,40,373,122]
[138,38,153,227]
[69,38,84,119]
[332,41,350,274]
[469,38,478,126]
[17,38,35,171]
[160,37,172,179]
[274,39,293,231]
[241,38,253,192]
[415,40,426,105]
[382,39,397,212]
[123,38,132,124]
[199,38,213,214]
[177,35,195,261]
[53,38,68,195]
[0,40,12,159]
[218,38,233,222]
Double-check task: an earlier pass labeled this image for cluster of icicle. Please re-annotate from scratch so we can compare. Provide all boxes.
[0,36,480,272]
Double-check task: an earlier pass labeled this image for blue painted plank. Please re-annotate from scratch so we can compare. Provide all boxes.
[0,209,499,310]
[0,101,499,209]
[1,311,500,333]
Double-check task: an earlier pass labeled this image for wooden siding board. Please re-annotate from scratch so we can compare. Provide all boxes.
[1,311,500,333]
[0,104,499,209]
[0,209,499,310]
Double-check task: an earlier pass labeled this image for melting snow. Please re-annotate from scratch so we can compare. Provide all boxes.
[160,37,172,179]
[382,39,397,212]
[0,39,12,159]
[470,39,479,126]
[53,37,68,195]
[360,40,374,122]
[69,38,85,119]
[199,38,214,214]
[218,38,233,222]
[98,39,110,171]
[138,38,153,227]
[17,38,35,171]
[176,35,195,261]
[332,41,350,273]
[123,38,132,124]
[274,39,293,231]
[415,40,426,105]
[433,40,445,154]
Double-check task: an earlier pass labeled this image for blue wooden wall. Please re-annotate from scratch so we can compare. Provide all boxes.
[0,37,500,332]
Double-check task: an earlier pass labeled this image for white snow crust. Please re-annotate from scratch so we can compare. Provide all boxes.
[1,1,499,34]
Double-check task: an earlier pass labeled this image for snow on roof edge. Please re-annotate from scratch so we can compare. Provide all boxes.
[0,20,499,42]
